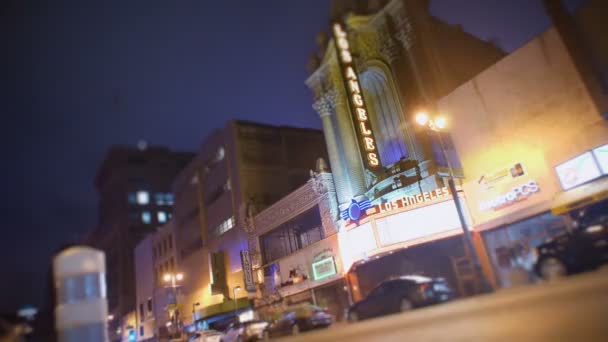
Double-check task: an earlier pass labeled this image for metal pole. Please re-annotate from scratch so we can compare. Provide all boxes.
[233,288,238,318]
[435,131,493,293]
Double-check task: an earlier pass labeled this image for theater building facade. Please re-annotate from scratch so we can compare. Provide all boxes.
[305,0,505,300]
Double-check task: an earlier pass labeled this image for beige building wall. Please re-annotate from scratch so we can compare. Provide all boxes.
[437,27,608,229]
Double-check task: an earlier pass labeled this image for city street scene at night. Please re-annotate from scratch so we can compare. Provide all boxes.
[2,0,607,341]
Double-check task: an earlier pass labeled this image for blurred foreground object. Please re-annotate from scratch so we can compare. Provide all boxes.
[53,246,108,342]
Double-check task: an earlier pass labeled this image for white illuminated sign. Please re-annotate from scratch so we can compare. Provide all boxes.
[478,180,540,211]
[332,23,380,168]
[592,144,608,175]
[555,152,602,190]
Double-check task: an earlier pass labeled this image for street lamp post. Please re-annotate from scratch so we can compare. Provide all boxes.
[164,272,184,337]
[233,286,242,319]
[415,111,493,293]
[192,302,200,321]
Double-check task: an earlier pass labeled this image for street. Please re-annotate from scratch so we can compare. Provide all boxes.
[281,268,608,342]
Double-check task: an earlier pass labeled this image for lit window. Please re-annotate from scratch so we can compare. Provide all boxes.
[127,193,137,204]
[165,193,174,205]
[154,193,165,205]
[168,213,173,220]
[136,191,150,205]
[157,211,167,223]
[142,211,151,224]
[223,179,231,191]
[215,147,225,162]
[214,216,235,236]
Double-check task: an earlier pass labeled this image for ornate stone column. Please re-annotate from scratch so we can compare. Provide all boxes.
[312,87,353,209]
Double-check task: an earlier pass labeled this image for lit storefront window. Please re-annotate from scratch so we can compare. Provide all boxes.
[592,143,608,174]
[555,151,602,190]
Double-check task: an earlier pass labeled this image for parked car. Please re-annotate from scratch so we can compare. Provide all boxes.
[534,216,608,280]
[347,275,454,322]
[221,320,268,342]
[188,329,224,342]
[263,303,333,339]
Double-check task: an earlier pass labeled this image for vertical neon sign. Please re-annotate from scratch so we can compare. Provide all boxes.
[332,22,380,168]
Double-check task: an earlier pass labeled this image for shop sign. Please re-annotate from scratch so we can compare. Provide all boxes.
[555,152,602,190]
[477,162,525,190]
[332,22,380,168]
[592,144,608,174]
[240,250,256,293]
[478,180,540,211]
[311,257,337,281]
[376,187,451,214]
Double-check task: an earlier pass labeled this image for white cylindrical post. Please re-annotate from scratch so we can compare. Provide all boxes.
[53,246,109,342]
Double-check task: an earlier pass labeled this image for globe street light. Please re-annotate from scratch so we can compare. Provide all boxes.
[416,112,493,293]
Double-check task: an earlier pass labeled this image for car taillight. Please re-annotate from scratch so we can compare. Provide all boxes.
[419,283,432,297]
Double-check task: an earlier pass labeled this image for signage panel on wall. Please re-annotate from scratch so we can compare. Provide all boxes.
[240,250,256,293]
[592,144,608,175]
[312,257,337,281]
[555,151,602,190]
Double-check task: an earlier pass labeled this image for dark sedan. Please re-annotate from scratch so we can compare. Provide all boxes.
[263,303,333,339]
[347,275,454,322]
[534,216,608,280]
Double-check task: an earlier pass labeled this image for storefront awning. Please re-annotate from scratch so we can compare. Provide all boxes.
[551,176,608,215]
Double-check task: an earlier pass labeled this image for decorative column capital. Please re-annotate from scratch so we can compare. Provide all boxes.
[312,88,343,118]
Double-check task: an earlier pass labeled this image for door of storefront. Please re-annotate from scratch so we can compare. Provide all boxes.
[312,280,349,322]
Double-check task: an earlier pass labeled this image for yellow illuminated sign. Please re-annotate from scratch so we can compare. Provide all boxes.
[332,23,380,168]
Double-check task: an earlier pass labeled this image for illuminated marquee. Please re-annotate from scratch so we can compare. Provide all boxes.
[344,187,452,225]
[375,187,451,214]
[332,23,380,168]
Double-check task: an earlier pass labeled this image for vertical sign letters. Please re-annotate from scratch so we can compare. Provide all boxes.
[332,22,380,168]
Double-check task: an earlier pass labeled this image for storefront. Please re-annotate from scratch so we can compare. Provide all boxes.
[256,233,350,321]
[338,187,479,300]
[467,144,608,288]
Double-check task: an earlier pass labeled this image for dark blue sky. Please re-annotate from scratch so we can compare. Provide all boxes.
[1,0,584,312]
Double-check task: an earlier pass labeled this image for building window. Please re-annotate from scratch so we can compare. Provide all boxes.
[260,206,323,264]
[215,147,225,162]
[136,191,150,205]
[154,193,165,205]
[157,211,167,223]
[168,237,172,249]
[142,211,151,224]
[213,216,235,237]
[140,326,144,337]
[165,193,175,205]
[139,303,144,320]
[147,298,152,313]
[127,193,137,204]
[223,178,231,191]
[169,257,174,270]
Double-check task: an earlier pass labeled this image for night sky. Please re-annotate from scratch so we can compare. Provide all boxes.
[1,0,585,313]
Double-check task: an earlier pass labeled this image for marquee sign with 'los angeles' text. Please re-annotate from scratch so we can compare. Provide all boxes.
[332,22,380,168]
